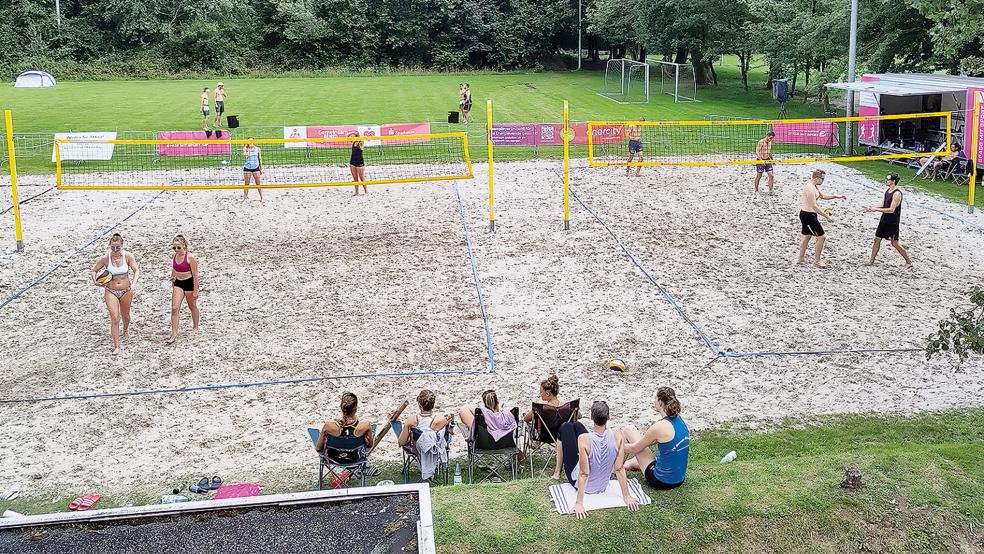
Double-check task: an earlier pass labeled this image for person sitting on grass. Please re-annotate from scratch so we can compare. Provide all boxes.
[458,389,516,440]
[622,387,690,490]
[561,401,638,519]
[524,374,567,479]
[315,392,380,477]
[399,389,453,480]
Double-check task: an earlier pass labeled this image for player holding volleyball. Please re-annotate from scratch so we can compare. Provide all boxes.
[90,233,140,355]
[167,235,200,345]
[754,131,775,193]
[864,173,913,269]
[797,169,845,268]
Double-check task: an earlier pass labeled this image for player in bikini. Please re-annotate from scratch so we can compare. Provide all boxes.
[90,233,140,355]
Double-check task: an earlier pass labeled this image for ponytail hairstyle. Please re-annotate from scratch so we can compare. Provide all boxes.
[173,234,189,251]
[540,375,560,398]
[417,389,436,411]
[340,392,359,422]
[480,389,499,411]
[656,387,681,418]
[109,233,123,246]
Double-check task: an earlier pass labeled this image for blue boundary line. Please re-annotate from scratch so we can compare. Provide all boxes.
[0,191,164,312]
[565,169,924,359]
[453,182,496,373]
[0,369,481,405]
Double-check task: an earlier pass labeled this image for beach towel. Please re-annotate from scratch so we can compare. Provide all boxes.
[549,478,651,515]
[213,483,263,500]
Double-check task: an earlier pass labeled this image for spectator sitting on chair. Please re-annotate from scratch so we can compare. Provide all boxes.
[927,142,963,181]
[524,375,566,479]
[622,387,690,491]
[398,389,452,447]
[561,401,638,519]
[399,389,453,481]
[315,392,380,476]
[458,389,515,440]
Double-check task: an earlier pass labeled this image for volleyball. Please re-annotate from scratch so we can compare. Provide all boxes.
[609,359,626,372]
[94,270,112,286]
[824,208,832,215]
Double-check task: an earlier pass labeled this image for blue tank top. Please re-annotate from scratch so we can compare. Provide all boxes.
[244,147,260,170]
[651,416,689,485]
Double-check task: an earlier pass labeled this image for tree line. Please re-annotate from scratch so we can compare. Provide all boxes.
[1,0,981,84]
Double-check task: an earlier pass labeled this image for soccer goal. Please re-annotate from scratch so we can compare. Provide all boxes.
[652,61,698,103]
[599,59,650,104]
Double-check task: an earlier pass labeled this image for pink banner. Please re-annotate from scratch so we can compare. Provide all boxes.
[967,88,984,162]
[857,74,880,145]
[306,125,359,148]
[771,122,839,147]
[491,123,624,146]
[156,131,231,157]
[380,122,431,144]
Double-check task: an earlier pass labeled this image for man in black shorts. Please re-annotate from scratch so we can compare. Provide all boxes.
[864,173,913,269]
[798,169,844,267]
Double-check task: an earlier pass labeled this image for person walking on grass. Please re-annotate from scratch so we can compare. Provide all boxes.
[90,233,140,355]
[864,173,913,269]
[167,235,200,345]
[349,131,367,195]
[242,138,264,203]
[798,169,845,268]
[754,131,776,193]
[459,84,473,124]
[626,121,644,177]
[200,88,211,130]
[213,83,227,128]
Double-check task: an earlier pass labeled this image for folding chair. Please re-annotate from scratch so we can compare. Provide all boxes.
[523,399,580,478]
[392,417,455,485]
[460,407,521,484]
[944,158,971,186]
[306,426,375,489]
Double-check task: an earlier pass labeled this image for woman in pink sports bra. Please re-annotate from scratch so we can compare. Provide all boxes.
[167,234,200,345]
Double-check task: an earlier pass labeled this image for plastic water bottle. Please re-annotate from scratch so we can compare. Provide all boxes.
[453,463,463,485]
[160,495,190,504]
[720,451,737,464]
[330,469,351,489]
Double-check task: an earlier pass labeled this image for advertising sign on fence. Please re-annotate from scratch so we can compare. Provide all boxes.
[51,132,117,162]
[490,123,624,146]
[156,131,231,157]
[771,121,840,147]
[284,123,430,148]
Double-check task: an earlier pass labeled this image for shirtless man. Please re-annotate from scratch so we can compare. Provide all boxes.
[864,173,913,269]
[626,120,643,177]
[213,83,227,127]
[200,88,210,130]
[754,131,775,192]
[798,169,845,268]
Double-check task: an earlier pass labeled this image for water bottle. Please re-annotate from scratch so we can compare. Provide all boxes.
[453,463,463,485]
[330,469,351,489]
[160,495,190,504]
[720,451,737,464]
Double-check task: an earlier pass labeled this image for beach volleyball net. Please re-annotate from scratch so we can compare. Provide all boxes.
[587,112,952,167]
[53,133,473,190]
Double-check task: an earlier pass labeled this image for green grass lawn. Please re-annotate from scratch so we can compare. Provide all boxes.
[2,409,981,552]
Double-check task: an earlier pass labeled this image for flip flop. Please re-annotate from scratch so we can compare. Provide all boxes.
[69,494,100,511]
[189,477,211,494]
[209,476,222,491]
[0,484,19,501]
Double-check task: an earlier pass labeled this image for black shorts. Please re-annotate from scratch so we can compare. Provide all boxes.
[215,101,225,114]
[875,220,900,241]
[173,277,194,292]
[628,139,643,154]
[202,107,209,116]
[799,210,825,237]
[350,162,365,168]
[244,165,261,173]
[644,460,684,490]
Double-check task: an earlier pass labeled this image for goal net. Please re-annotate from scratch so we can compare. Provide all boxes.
[587,112,953,167]
[598,59,650,104]
[53,133,474,190]
[653,61,697,103]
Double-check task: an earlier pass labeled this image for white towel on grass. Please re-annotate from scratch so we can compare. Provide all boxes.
[549,478,652,514]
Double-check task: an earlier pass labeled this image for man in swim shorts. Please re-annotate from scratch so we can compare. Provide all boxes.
[626,121,643,177]
[200,88,210,130]
[797,169,845,268]
[213,83,227,128]
[754,131,775,193]
[864,173,913,269]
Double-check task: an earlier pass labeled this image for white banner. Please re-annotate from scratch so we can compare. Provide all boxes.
[356,125,382,147]
[52,132,117,162]
[283,126,308,149]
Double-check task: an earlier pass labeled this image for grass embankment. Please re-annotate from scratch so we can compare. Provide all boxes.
[1,409,981,553]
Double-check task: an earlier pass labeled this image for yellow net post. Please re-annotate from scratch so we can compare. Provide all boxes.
[487,99,495,232]
[971,92,981,213]
[563,100,570,230]
[4,110,24,252]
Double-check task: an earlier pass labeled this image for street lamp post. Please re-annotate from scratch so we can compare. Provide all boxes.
[577,0,582,70]
[844,0,858,155]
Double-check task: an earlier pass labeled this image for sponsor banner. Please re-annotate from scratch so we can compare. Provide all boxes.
[492,123,624,146]
[857,74,880,145]
[156,131,231,157]
[304,125,359,148]
[967,88,984,162]
[52,132,117,162]
[356,125,382,147]
[381,122,431,144]
[771,121,839,147]
[284,126,308,148]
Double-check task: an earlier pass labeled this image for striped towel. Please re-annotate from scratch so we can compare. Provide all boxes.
[549,478,652,515]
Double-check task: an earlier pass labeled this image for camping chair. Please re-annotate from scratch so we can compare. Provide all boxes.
[392,416,455,485]
[459,407,521,484]
[943,157,971,186]
[306,425,375,489]
[523,399,580,478]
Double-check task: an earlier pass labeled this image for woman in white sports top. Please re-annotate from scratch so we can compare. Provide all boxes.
[90,233,140,355]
